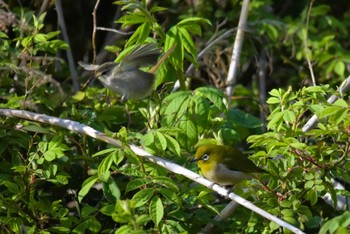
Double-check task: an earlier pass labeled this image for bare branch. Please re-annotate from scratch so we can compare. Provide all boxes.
[96,26,134,35]
[302,75,350,132]
[92,0,101,64]
[225,0,250,101]
[304,0,316,86]
[55,0,79,93]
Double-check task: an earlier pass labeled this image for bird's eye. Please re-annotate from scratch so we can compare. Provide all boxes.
[100,70,108,76]
[202,154,209,161]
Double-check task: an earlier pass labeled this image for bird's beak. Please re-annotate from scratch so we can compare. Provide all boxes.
[190,158,199,163]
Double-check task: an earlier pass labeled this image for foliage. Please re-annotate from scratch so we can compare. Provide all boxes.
[0,0,350,233]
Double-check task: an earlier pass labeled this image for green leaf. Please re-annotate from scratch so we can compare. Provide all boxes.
[102,176,121,203]
[178,27,197,59]
[78,175,98,203]
[152,176,179,191]
[125,22,151,46]
[126,178,150,193]
[283,110,296,123]
[81,205,98,218]
[227,108,263,129]
[155,131,167,151]
[149,196,164,227]
[267,111,284,130]
[195,87,227,111]
[177,17,211,27]
[132,188,154,207]
[266,97,281,104]
[117,14,146,27]
[163,134,181,156]
[159,187,181,206]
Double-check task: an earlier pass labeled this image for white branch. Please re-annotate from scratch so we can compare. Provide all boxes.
[225,0,250,99]
[0,108,305,234]
[302,75,350,132]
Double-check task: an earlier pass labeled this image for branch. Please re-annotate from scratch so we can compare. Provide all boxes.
[55,0,79,92]
[92,0,101,64]
[0,109,305,234]
[225,0,250,101]
[304,0,316,86]
[302,75,350,132]
[96,26,134,35]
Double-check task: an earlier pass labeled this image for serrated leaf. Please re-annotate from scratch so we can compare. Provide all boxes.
[155,131,167,151]
[152,176,179,191]
[195,87,226,111]
[163,134,181,156]
[126,178,150,193]
[125,22,150,46]
[132,188,154,207]
[149,196,164,227]
[102,177,121,203]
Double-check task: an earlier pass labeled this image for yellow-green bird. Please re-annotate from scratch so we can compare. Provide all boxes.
[192,144,266,185]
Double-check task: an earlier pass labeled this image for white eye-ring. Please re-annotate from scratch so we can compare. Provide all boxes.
[202,154,209,161]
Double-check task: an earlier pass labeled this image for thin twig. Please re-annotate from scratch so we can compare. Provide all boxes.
[55,0,79,92]
[225,0,250,102]
[304,0,316,86]
[96,26,134,35]
[0,108,306,234]
[92,0,101,64]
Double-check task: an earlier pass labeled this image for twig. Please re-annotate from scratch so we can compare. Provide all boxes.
[302,75,350,132]
[92,0,101,64]
[225,0,250,102]
[55,0,79,93]
[186,28,235,77]
[0,108,305,234]
[304,0,316,86]
[96,26,134,35]
[37,0,50,16]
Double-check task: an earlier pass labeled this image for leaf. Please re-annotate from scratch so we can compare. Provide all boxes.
[132,188,154,207]
[334,61,345,76]
[125,22,150,46]
[178,27,197,59]
[152,176,179,191]
[149,196,164,227]
[266,97,281,104]
[227,108,263,129]
[159,188,181,206]
[78,175,98,203]
[102,176,121,203]
[163,134,181,156]
[126,178,150,193]
[81,205,98,218]
[155,131,167,151]
[195,87,227,111]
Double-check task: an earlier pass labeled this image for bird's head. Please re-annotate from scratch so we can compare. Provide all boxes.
[192,144,224,173]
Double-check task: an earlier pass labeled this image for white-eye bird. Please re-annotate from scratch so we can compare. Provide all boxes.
[192,144,267,185]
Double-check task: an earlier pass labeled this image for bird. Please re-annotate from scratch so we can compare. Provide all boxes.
[78,43,161,102]
[192,144,267,185]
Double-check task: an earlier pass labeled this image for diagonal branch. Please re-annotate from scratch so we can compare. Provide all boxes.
[302,75,350,132]
[0,108,305,234]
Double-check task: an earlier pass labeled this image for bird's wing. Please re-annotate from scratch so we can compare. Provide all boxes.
[222,146,266,173]
[119,43,161,70]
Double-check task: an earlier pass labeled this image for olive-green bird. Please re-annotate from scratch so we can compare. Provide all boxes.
[192,144,267,185]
